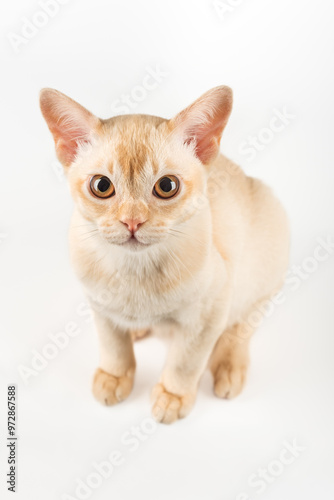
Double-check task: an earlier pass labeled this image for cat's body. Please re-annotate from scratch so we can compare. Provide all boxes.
[40,87,289,423]
[70,153,288,333]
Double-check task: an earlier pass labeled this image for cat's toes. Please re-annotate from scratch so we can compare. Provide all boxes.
[130,328,151,342]
[213,362,247,399]
[92,368,134,406]
[151,383,195,424]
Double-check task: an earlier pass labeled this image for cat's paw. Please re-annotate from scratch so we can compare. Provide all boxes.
[151,383,195,424]
[130,328,151,342]
[92,368,134,406]
[213,361,247,399]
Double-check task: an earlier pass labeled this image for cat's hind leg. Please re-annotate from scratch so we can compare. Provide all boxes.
[210,323,251,399]
[210,286,286,399]
[209,304,262,399]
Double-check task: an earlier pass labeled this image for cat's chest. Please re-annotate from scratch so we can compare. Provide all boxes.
[83,256,196,328]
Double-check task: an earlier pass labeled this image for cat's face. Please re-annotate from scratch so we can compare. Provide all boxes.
[66,115,208,251]
[40,86,232,251]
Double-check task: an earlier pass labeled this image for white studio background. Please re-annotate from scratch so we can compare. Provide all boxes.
[0,1,334,499]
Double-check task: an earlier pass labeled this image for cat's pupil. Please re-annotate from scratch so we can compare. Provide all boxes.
[97,177,110,192]
[160,177,174,192]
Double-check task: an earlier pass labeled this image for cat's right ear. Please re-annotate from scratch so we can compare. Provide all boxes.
[39,89,101,167]
[169,86,233,165]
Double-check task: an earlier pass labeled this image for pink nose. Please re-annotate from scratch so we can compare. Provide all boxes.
[121,218,145,234]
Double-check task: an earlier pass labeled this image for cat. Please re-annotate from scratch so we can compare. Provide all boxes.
[40,86,289,424]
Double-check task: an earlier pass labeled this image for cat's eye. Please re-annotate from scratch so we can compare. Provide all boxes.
[153,175,180,199]
[89,175,115,199]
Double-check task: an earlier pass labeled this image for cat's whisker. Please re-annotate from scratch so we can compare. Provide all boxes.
[78,229,100,242]
[174,224,223,239]
[74,223,96,229]
[167,229,208,248]
[80,229,99,235]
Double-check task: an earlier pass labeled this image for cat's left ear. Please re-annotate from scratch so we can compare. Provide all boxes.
[169,86,233,165]
[40,88,101,167]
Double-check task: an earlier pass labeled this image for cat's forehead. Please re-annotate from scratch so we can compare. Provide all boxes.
[102,114,168,180]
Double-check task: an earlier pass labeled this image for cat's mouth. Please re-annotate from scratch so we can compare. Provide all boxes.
[102,231,157,250]
[123,234,150,250]
[103,232,151,249]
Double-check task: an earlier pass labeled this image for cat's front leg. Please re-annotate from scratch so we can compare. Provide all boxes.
[92,310,136,406]
[151,318,226,424]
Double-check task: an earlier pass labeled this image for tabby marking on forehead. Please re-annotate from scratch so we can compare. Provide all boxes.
[103,114,167,180]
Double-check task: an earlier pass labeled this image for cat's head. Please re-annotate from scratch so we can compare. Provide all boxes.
[40,86,232,252]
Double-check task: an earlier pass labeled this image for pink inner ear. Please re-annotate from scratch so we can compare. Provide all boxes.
[52,122,92,166]
[40,89,99,167]
[48,110,95,166]
[193,121,226,164]
[181,119,226,164]
[172,86,233,165]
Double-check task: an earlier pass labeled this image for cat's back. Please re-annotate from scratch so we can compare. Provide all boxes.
[208,153,289,247]
[208,154,289,318]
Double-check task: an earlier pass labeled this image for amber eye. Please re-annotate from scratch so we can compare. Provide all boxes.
[89,175,115,198]
[153,175,180,199]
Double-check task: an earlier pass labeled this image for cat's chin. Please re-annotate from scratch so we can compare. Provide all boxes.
[110,237,152,252]
[123,240,150,251]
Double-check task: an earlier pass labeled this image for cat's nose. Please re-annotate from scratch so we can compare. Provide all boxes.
[120,218,145,234]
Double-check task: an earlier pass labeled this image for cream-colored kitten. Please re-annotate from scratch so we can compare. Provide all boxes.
[40,86,289,424]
